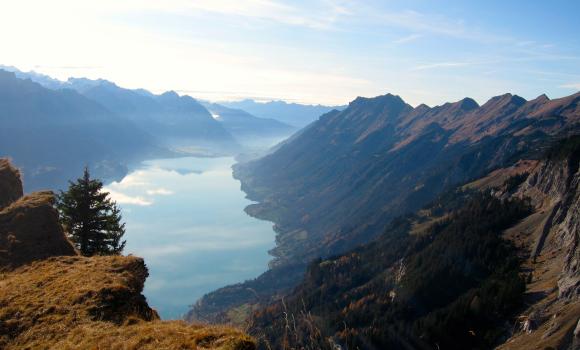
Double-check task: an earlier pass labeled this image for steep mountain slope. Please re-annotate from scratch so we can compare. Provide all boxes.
[221,99,345,127]
[248,137,579,350]
[0,70,165,190]
[190,91,580,326]
[202,102,296,147]
[0,158,255,349]
[237,92,580,267]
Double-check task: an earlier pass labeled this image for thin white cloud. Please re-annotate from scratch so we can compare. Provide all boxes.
[393,33,423,44]
[137,0,350,30]
[106,189,153,206]
[146,188,174,196]
[411,61,474,71]
[560,82,580,90]
[372,9,509,43]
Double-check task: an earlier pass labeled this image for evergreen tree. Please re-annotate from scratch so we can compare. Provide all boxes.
[57,167,126,256]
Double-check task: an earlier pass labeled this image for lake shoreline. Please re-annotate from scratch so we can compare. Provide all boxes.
[105,156,277,319]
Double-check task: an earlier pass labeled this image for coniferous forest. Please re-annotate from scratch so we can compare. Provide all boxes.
[252,192,532,349]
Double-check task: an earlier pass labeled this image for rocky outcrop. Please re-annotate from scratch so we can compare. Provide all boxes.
[0,159,23,209]
[0,192,77,270]
[0,158,76,270]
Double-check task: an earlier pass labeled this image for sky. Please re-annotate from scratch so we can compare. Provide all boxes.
[0,0,579,106]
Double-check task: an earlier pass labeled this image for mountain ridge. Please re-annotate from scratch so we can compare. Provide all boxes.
[0,69,167,190]
[190,89,580,328]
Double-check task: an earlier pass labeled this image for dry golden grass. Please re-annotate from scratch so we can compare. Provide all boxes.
[0,255,255,350]
[0,159,255,349]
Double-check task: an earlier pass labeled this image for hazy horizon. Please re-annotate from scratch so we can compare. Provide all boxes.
[1,1,579,106]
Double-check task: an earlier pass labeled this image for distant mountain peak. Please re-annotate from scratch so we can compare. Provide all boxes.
[484,93,527,108]
[457,97,479,110]
[534,93,550,102]
[66,77,118,92]
[349,93,407,108]
[159,90,180,99]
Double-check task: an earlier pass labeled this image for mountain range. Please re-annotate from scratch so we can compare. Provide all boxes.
[189,90,580,349]
[0,70,163,190]
[0,67,340,190]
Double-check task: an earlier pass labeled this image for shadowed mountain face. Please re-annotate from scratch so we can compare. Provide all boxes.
[221,99,345,127]
[237,92,580,267]
[190,91,580,324]
[64,78,239,152]
[250,137,580,350]
[0,70,164,190]
[0,67,240,154]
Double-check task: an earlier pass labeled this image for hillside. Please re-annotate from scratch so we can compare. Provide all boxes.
[0,70,166,190]
[0,159,256,349]
[248,137,580,349]
[190,91,580,326]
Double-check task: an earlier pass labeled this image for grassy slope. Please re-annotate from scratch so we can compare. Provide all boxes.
[0,255,255,350]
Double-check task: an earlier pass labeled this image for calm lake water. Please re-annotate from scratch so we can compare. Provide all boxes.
[104,157,275,319]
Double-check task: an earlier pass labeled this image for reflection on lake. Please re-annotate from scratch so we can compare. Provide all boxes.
[105,157,275,319]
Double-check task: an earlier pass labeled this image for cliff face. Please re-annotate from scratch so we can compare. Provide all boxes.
[0,159,255,350]
[519,153,579,299]
[494,141,580,349]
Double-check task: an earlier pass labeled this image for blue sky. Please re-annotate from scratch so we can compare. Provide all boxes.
[1,0,579,105]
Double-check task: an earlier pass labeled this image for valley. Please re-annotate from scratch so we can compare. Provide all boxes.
[2,2,579,349]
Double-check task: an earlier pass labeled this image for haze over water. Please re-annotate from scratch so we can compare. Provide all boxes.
[105,157,275,319]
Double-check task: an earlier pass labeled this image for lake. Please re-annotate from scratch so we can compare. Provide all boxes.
[104,157,275,319]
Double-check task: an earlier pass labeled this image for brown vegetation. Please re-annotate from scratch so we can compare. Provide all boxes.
[0,158,256,349]
[0,256,255,349]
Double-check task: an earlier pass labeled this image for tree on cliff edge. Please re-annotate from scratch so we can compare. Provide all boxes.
[57,167,126,256]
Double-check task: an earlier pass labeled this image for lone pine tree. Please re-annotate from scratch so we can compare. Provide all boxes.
[57,167,126,256]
